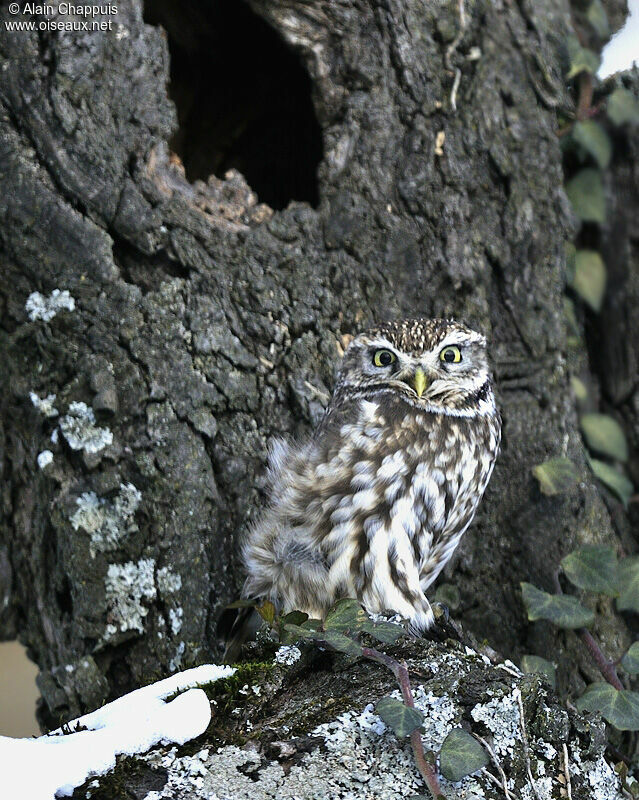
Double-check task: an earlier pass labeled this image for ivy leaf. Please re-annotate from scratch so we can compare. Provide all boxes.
[280,610,309,627]
[621,643,639,675]
[439,728,489,782]
[256,600,276,625]
[589,458,634,507]
[532,457,579,496]
[616,557,639,613]
[586,0,609,38]
[324,598,368,633]
[570,250,606,312]
[362,620,405,644]
[521,582,594,629]
[282,623,363,656]
[520,655,557,688]
[320,629,364,656]
[566,36,601,78]
[561,545,619,596]
[576,683,639,731]
[581,413,628,462]
[375,696,424,739]
[565,169,606,224]
[572,121,612,169]
[433,583,461,611]
[607,88,639,127]
[570,376,588,403]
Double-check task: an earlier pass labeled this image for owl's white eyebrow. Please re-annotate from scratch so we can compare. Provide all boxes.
[437,334,482,350]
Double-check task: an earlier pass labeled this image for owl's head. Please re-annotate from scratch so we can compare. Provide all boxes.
[335,318,495,417]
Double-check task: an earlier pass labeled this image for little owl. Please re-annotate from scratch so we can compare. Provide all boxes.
[226,318,500,657]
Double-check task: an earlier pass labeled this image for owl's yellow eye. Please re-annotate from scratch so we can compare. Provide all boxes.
[373,349,396,367]
[440,345,462,364]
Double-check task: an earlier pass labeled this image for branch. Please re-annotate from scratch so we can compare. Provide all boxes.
[362,646,445,800]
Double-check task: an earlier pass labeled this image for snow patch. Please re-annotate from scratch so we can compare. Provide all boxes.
[1,664,235,800]
[105,558,156,637]
[59,402,113,453]
[70,483,142,557]
[26,289,75,322]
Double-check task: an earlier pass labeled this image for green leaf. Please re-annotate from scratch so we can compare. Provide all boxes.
[570,250,606,312]
[616,557,639,613]
[607,88,639,127]
[280,610,309,627]
[282,623,363,656]
[565,169,606,224]
[572,121,612,169]
[433,583,461,611]
[256,600,276,625]
[324,598,368,633]
[375,696,424,739]
[532,457,579,496]
[570,376,588,402]
[521,582,595,629]
[621,643,639,675]
[589,458,634,506]
[576,683,639,730]
[586,0,609,38]
[561,545,619,596]
[439,728,489,782]
[581,413,628,461]
[520,655,556,688]
[566,36,601,78]
[362,620,405,644]
[320,629,364,656]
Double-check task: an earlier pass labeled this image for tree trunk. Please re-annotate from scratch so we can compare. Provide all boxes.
[0,0,633,732]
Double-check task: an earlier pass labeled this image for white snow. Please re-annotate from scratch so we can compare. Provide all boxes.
[0,664,235,800]
[25,290,75,322]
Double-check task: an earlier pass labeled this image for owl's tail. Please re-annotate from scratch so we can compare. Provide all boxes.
[219,602,263,664]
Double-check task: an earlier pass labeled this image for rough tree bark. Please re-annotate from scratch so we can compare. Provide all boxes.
[0,0,634,753]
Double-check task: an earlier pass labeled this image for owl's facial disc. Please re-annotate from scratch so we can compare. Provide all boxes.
[337,320,494,415]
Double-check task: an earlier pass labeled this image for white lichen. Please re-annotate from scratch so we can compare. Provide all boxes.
[25,289,75,322]
[470,687,522,757]
[274,645,301,666]
[169,641,185,673]
[70,483,141,558]
[59,401,113,453]
[30,392,59,418]
[105,558,156,637]
[37,450,54,469]
[157,567,182,595]
[169,607,183,636]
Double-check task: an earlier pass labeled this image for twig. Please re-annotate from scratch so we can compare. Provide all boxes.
[562,743,572,800]
[362,646,445,799]
[480,768,519,800]
[576,72,593,121]
[515,688,541,800]
[578,628,624,690]
[475,732,518,800]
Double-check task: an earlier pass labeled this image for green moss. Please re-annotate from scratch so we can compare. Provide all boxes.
[208,660,275,713]
[73,755,167,800]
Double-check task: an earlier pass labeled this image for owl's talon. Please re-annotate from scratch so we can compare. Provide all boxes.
[432,601,450,623]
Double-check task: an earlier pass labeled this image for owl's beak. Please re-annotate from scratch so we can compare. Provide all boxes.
[413,367,428,398]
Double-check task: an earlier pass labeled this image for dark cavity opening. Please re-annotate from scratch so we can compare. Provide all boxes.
[144,0,322,210]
